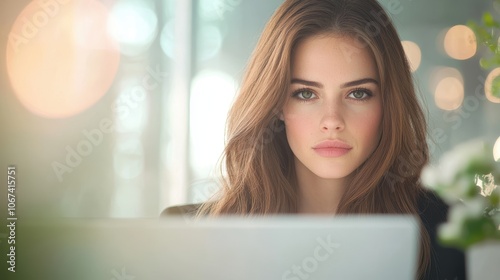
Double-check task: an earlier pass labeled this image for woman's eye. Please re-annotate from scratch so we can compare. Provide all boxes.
[293,90,316,100]
[348,89,372,100]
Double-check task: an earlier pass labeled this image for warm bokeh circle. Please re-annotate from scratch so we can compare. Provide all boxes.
[6,0,120,118]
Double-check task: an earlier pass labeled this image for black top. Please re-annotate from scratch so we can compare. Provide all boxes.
[418,191,466,280]
[162,191,467,280]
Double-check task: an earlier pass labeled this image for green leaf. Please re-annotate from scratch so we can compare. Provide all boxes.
[488,41,498,53]
[480,57,499,69]
[440,217,500,250]
[484,56,500,70]
[488,194,499,208]
[467,160,494,176]
[492,75,500,98]
[482,12,500,28]
[467,20,479,32]
[480,58,490,69]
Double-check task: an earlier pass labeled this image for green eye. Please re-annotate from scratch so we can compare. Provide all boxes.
[293,89,316,100]
[348,89,372,100]
[300,91,313,99]
[353,91,365,98]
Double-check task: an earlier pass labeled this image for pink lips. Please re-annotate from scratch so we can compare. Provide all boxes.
[312,140,352,157]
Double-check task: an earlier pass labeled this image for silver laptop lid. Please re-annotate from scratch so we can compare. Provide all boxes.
[16,215,418,280]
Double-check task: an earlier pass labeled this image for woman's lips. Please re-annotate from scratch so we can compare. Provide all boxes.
[312,140,352,157]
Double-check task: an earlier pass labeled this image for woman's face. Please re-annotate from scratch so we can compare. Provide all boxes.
[281,35,382,181]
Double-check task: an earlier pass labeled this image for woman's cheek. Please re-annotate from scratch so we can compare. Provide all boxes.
[352,107,382,141]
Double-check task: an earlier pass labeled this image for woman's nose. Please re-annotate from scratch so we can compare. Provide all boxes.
[320,103,345,132]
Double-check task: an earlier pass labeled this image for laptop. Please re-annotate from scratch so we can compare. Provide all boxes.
[12,216,418,280]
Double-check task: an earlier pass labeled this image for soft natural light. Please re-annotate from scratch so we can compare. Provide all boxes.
[113,86,149,133]
[107,1,158,56]
[113,138,145,180]
[189,70,238,177]
[199,0,232,21]
[197,25,223,61]
[6,0,120,118]
[160,20,175,59]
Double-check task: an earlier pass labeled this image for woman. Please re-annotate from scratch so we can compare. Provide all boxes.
[163,0,466,279]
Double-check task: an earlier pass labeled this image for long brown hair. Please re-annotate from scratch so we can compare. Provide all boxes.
[198,0,430,278]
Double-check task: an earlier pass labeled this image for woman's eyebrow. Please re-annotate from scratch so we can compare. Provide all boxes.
[341,78,379,88]
[290,78,323,88]
[290,78,379,88]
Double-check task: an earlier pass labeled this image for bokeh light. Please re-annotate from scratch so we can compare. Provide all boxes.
[401,40,421,72]
[197,25,223,61]
[443,25,476,60]
[189,70,238,176]
[160,20,175,59]
[113,138,145,180]
[430,67,463,87]
[485,67,500,103]
[494,136,500,162]
[434,77,464,110]
[113,86,149,133]
[107,1,158,56]
[434,75,464,111]
[6,0,120,118]
[430,67,464,110]
[198,0,226,21]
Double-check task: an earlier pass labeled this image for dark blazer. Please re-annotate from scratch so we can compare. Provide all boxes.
[161,191,466,280]
[418,191,466,280]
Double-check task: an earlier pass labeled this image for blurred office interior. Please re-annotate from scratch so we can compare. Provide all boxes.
[0,0,499,217]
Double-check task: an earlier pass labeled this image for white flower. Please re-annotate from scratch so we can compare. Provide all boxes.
[476,173,497,196]
[463,196,488,216]
[440,139,487,177]
[448,203,472,222]
[421,139,491,197]
[421,164,439,189]
[422,139,500,247]
[438,221,462,241]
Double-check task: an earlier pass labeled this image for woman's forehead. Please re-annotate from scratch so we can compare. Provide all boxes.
[290,35,379,85]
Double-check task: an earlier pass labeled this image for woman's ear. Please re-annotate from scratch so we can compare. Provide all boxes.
[278,111,284,121]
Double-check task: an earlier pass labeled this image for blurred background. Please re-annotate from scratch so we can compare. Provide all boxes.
[0,0,499,218]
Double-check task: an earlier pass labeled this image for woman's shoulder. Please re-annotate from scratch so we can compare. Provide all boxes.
[417,190,467,280]
[160,203,203,217]
[417,190,449,227]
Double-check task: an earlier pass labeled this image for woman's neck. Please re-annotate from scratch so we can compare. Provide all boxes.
[295,159,348,215]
